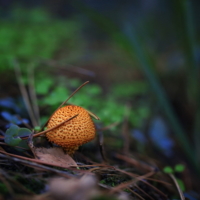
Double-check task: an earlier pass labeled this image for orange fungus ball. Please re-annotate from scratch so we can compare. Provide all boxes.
[46,105,96,155]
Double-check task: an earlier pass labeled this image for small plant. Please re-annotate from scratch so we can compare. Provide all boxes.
[4,124,32,148]
[163,164,186,191]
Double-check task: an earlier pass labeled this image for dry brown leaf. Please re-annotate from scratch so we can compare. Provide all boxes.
[35,147,77,168]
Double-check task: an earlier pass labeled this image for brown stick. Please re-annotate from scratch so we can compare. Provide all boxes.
[21,114,79,140]
[58,81,89,109]
[13,60,38,127]
[42,81,90,129]
[169,173,185,200]
[109,171,155,194]
[0,152,75,177]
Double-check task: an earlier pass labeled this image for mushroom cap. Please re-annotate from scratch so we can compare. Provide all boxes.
[46,105,96,155]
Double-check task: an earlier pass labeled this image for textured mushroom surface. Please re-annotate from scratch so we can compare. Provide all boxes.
[46,105,96,155]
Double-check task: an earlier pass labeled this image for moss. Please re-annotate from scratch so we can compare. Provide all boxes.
[0,182,9,194]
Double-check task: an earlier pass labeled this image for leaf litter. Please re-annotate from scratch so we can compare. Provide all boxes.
[0,119,186,200]
[0,81,189,200]
[34,147,77,168]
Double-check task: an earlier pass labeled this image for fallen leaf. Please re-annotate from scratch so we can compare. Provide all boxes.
[35,147,77,168]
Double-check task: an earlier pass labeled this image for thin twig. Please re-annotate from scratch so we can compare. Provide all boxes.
[134,184,154,200]
[169,173,185,200]
[43,60,96,77]
[109,171,155,194]
[16,115,32,129]
[98,121,120,131]
[127,188,145,200]
[141,177,171,186]
[77,164,116,169]
[27,64,40,126]
[115,168,167,198]
[115,153,156,172]
[84,108,100,120]
[98,130,107,163]
[0,153,75,178]
[58,81,89,109]
[33,114,78,137]
[13,60,38,127]
[0,115,78,141]
[116,168,171,186]
[42,81,90,130]
[140,179,167,198]
[27,131,38,158]
[122,103,131,155]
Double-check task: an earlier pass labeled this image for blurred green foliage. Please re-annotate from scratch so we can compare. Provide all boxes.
[112,81,148,98]
[34,73,149,128]
[0,8,82,71]
[0,7,150,132]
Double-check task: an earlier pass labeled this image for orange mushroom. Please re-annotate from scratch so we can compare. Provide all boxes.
[46,105,96,155]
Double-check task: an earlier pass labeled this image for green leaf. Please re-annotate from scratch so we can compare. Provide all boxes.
[44,86,69,106]
[6,138,22,147]
[163,166,174,174]
[4,124,31,147]
[34,126,41,131]
[36,78,53,95]
[17,140,29,149]
[112,81,148,98]
[17,128,32,149]
[5,124,19,134]
[18,128,32,137]
[174,164,185,172]
[87,84,102,95]
[4,124,21,146]
[70,79,82,88]
[176,178,185,191]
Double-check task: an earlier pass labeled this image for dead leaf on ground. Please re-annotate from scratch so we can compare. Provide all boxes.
[35,147,77,168]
